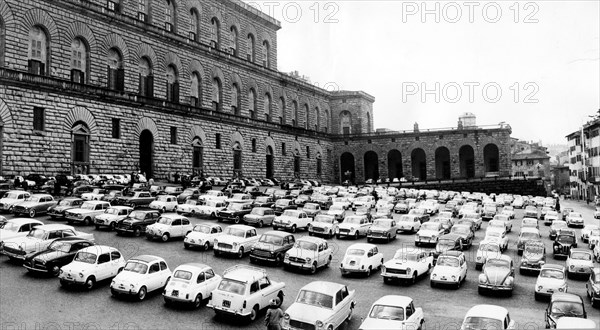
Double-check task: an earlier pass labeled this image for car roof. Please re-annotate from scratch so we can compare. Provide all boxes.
[465,304,508,319]
[29,194,53,198]
[371,295,413,307]
[160,214,188,220]
[227,224,255,230]
[347,243,377,251]
[440,251,463,258]
[489,255,513,263]
[261,230,291,238]
[223,265,267,282]
[550,292,583,303]
[440,233,462,240]
[6,218,43,225]
[300,281,346,295]
[129,255,164,263]
[78,245,117,254]
[131,209,158,214]
[175,263,211,272]
[298,236,326,244]
[541,264,565,271]
[520,228,540,234]
[83,200,108,204]
[32,224,74,231]
[110,206,132,210]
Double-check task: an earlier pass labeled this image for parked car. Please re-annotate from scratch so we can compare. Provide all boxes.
[367,218,397,243]
[585,267,600,308]
[478,255,515,296]
[183,224,223,250]
[396,214,421,233]
[307,214,337,238]
[273,209,312,233]
[554,230,578,258]
[163,263,221,308]
[432,234,464,262]
[381,248,433,285]
[213,224,259,258]
[550,221,568,240]
[430,251,468,289]
[460,305,516,330]
[519,240,546,275]
[302,203,321,218]
[12,194,57,218]
[517,228,542,256]
[415,222,445,246]
[358,295,424,330]
[114,191,155,209]
[177,188,201,204]
[484,227,509,252]
[58,245,125,290]
[115,210,161,236]
[243,207,276,228]
[407,208,430,223]
[110,255,171,301]
[208,265,285,322]
[0,218,43,244]
[81,188,107,201]
[0,190,31,213]
[1,224,94,261]
[282,281,355,330]
[566,249,594,279]
[566,212,585,228]
[588,228,600,249]
[249,230,295,265]
[336,215,371,239]
[145,214,193,242]
[492,214,512,232]
[462,212,483,230]
[545,293,587,329]
[449,224,474,249]
[283,236,333,274]
[94,206,133,231]
[481,205,497,221]
[217,202,253,224]
[535,264,568,301]
[475,241,502,271]
[252,196,274,208]
[22,237,95,276]
[47,197,84,220]
[545,210,559,225]
[340,243,383,277]
[149,195,178,213]
[65,200,111,226]
[581,224,600,243]
[273,198,297,215]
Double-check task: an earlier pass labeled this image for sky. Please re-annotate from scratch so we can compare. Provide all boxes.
[243,0,599,145]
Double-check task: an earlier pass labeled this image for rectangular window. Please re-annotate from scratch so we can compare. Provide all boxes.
[216,133,221,149]
[281,143,286,156]
[170,127,177,144]
[252,139,257,153]
[111,118,120,138]
[317,158,322,175]
[33,107,44,131]
[306,146,310,158]
[343,127,350,135]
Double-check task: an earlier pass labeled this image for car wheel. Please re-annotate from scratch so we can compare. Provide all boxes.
[291,225,297,233]
[366,266,372,277]
[478,287,485,295]
[161,233,170,242]
[130,203,136,209]
[161,207,166,214]
[309,231,314,236]
[203,241,210,251]
[354,232,359,240]
[387,233,391,243]
[237,247,244,259]
[534,292,541,301]
[430,281,435,288]
[325,256,332,268]
[336,234,341,239]
[29,209,36,218]
[234,216,242,224]
[109,222,116,231]
[214,250,220,256]
[134,227,142,237]
[50,266,60,277]
[277,291,284,306]
[184,243,190,249]
[411,272,417,285]
[84,217,92,226]
[95,225,100,230]
[275,254,284,266]
[137,286,147,301]
[248,305,259,322]
[193,294,203,309]
[258,220,264,228]
[310,262,317,275]
[60,279,69,288]
[84,276,96,290]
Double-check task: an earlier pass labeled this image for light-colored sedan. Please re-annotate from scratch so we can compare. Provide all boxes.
[396,214,421,233]
[566,249,594,279]
[163,263,221,309]
[367,218,397,243]
[534,264,568,301]
[359,295,424,330]
[461,305,516,329]
[430,251,468,289]
[183,224,223,250]
[340,243,383,277]
[243,207,276,228]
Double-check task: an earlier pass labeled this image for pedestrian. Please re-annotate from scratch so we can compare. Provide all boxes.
[14,176,20,189]
[174,171,180,184]
[556,199,561,212]
[264,298,283,330]
[53,179,61,197]
[22,180,28,191]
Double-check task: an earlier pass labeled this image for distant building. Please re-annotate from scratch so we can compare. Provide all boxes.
[510,139,551,193]
[565,116,600,200]
[551,165,570,195]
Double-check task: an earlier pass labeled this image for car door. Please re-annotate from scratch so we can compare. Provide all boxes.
[204,269,219,295]
[460,255,467,278]
[159,261,169,288]
[333,287,351,327]
[96,252,112,280]
[147,262,162,291]
[258,277,277,302]
[171,219,182,237]
[405,301,417,324]
[109,250,123,277]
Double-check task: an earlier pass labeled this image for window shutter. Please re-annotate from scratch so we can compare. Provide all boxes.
[70,69,76,82]
[166,82,172,101]
[107,66,113,89]
[116,68,125,91]
[39,62,45,76]
[147,75,154,98]
[79,71,85,84]
[138,73,144,96]
[173,82,179,103]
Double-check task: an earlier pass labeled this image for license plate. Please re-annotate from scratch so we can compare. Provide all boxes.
[222,300,231,308]
[172,290,179,297]
[579,269,585,272]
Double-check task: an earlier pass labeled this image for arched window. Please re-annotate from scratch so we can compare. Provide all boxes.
[192,137,203,176]
[304,104,309,129]
[229,26,238,56]
[248,88,257,119]
[164,0,176,32]
[279,97,285,125]
[28,26,49,76]
[138,56,153,97]
[107,48,124,91]
[294,152,301,174]
[315,107,320,131]
[189,9,200,41]
[210,17,220,49]
[262,40,270,68]
[316,153,322,176]
[166,64,179,103]
[340,111,352,135]
[190,71,201,107]
[233,142,243,176]
[71,122,90,175]
[231,83,240,115]
[324,109,329,133]
[292,101,298,127]
[264,93,272,122]
[247,34,255,62]
[212,78,222,111]
[70,38,89,84]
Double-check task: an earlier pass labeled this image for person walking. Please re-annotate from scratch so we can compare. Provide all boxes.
[22,180,28,191]
[14,176,20,189]
[264,298,283,330]
[53,179,61,197]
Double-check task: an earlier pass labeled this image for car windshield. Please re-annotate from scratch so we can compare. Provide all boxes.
[421,223,439,231]
[59,200,74,206]
[224,228,245,237]
[393,251,419,261]
[295,241,317,251]
[105,208,121,215]
[494,215,509,221]
[3,192,20,199]
[304,204,317,210]
[452,227,469,235]
[344,217,362,224]
[346,249,365,256]
[485,207,496,212]
[330,205,343,211]
[486,231,502,238]
[259,234,283,245]
[520,232,539,240]
[369,304,404,320]
[275,200,290,207]
[480,244,500,252]
[399,215,414,222]
[486,259,510,269]
[1,222,20,232]
[74,252,97,264]
[462,317,503,330]
[553,222,567,229]
[437,240,455,248]
[314,216,333,224]
[49,241,71,253]
[437,256,459,267]
[540,269,564,279]
[373,220,391,227]
[156,217,173,225]
[128,211,146,220]
[157,196,170,202]
[124,261,148,274]
[80,202,97,210]
[283,210,299,217]
[551,301,585,317]
[570,213,582,218]
[227,204,244,211]
[218,279,246,295]
[26,229,46,239]
[439,212,453,218]
[250,209,265,215]
[173,270,193,281]
[524,245,544,255]
[193,225,211,234]
[296,290,333,309]
[557,235,575,244]
[571,252,592,260]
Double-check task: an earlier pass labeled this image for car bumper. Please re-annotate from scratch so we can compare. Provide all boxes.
[284,261,312,270]
[340,266,368,274]
[567,267,592,275]
[250,253,277,262]
[431,277,460,285]
[59,276,86,285]
[183,238,206,247]
[65,216,85,222]
[274,223,295,229]
[208,304,251,317]
[415,238,437,244]
[110,286,138,295]
[536,288,564,297]
[163,294,194,304]
[48,210,65,218]
[478,284,512,291]
[1,250,27,260]
[381,271,411,279]
[368,233,390,239]
[520,263,543,272]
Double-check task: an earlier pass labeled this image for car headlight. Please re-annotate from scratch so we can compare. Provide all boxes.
[406,267,411,273]
[306,258,312,263]
[558,286,565,292]
[350,227,355,231]
[537,285,543,291]
[316,320,324,328]
[284,254,289,259]
[79,272,84,278]
[78,214,83,218]
[432,273,437,278]
[284,313,290,320]
[130,284,135,289]
[478,274,487,283]
[335,228,340,233]
[570,265,574,269]
[451,275,456,280]
[233,242,239,248]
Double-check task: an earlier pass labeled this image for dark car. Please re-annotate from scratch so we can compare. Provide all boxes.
[115,210,161,236]
[177,188,201,204]
[545,293,587,328]
[249,231,295,265]
[47,197,85,220]
[217,202,253,223]
[585,267,600,308]
[223,182,245,196]
[432,233,464,263]
[25,174,47,187]
[252,196,275,208]
[114,191,155,209]
[449,224,474,249]
[519,240,546,275]
[22,237,94,276]
[273,198,297,216]
[553,231,577,258]
[243,186,263,198]
[355,206,372,221]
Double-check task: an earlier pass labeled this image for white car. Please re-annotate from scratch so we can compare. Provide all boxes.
[0,218,43,244]
[1,224,94,260]
[208,265,285,322]
[174,199,201,215]
[419,200,439,215]
[359,295,424,330]
[588,228,600,249]
[59,245,125,290]
[566,249,594,278]
[340,243,383,277]
[545,211,559,225]
[381,248,433,285]
[273,209,312,233]
[326,204,347,222]
[566,212,584,227]
[145,214,193,242]
[460,304,516,329]
[284,236,333,274]
[415,222,445,246]
[475,241,502,270]
[353,196,375,210]
[94,206,132,231]
[163,263,221,308]
[332,197,351,210]
[110,255,171,301]
[534,264,568,301]
[430,251,468,289]
[198,190,227,203]
[336,215,371,239]
[184,224,223,250]
[483,228,509,251]
[81,188,106,201]
[0,190,31,212]
[491,214,512,232]
[367,218,398,242]
[581,225,600,243]
[213,224,259,258]
[501,206,516,219]
[396,214,421,233]
[308,214,338,238]
[65,200,111,226]
[282,281,356,330]
[149,195,178,213]
[193,200,228,218]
